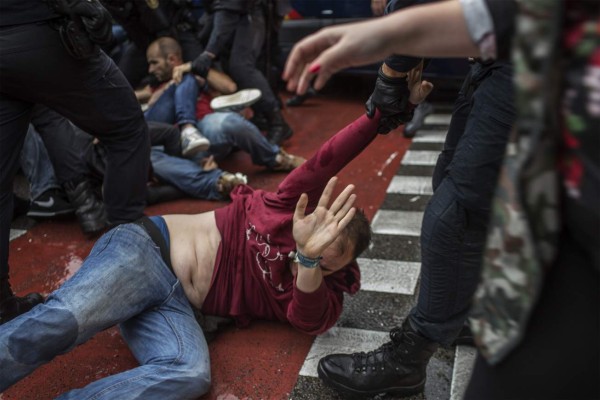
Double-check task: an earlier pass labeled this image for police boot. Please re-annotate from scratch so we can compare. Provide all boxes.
[0,277,44,325]
[318,319,438,398]
[64,179,107,235]
[265,109,293,145]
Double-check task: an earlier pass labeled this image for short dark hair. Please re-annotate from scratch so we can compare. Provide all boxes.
[155,37,182,61]
[343,208,371,259]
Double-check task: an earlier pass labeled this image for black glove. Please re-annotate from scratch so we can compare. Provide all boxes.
[49,0,113,45]
[366,68,414,134]
[191,52,213,79]
[71,0,113,45]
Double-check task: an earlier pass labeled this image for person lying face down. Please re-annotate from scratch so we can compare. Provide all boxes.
[0,112,390,399]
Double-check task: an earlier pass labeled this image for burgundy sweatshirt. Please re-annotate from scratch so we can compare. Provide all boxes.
[203,114,379,335]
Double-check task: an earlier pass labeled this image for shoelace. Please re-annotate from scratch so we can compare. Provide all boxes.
[351,327,405,371]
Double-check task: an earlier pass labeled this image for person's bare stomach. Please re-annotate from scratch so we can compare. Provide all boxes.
[163,212,221,308]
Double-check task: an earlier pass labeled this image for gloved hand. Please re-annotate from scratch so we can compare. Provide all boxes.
[191,52,214,79]
[67,0,113,45]
[365,68,414,134]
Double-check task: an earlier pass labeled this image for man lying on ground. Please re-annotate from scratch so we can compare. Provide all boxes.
[0,112,390,398]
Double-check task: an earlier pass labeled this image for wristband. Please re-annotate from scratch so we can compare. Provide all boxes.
[293,250,322,269]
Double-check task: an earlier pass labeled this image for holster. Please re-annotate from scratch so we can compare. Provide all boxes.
[45,0,99,59]
[56,18,97,59]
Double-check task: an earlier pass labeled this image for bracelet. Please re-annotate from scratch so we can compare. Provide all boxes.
[293,250,322,269]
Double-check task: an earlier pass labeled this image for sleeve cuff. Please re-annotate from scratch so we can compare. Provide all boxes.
[460,0,497,61]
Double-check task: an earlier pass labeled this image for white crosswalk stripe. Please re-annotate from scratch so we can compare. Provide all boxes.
[9,229,26,241]
[402,150,440,166]
[413,129,448,143]
[357,257,421,294]
[425,113,453,125]
[387,175,433,195]
[371,210,424,236]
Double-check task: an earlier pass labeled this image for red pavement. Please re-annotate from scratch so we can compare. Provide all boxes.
[4,89,410,399]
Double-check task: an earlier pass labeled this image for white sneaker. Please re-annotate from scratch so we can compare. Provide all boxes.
[210,89,262,112]
[181,126,210,157]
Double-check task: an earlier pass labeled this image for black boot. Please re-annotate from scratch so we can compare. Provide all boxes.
[265,109,293,145]
[318,319,438,398]
[0,277,44,325]
[64,179,107,235]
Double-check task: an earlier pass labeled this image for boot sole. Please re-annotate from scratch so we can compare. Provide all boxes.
[317,362,425,398]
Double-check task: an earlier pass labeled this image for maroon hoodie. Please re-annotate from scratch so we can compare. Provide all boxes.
[202,114,379,335]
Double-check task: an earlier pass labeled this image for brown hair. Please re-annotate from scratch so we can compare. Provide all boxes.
[343,208,371,259]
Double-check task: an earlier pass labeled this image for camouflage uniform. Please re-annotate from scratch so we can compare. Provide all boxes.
[469,0,600,365]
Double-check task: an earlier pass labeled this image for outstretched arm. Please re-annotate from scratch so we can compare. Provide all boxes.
[283,0,478,94]
[286,177,357,334]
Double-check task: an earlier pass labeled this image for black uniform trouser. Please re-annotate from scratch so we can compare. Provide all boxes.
[210,8,280,113]
[0,21,150,286]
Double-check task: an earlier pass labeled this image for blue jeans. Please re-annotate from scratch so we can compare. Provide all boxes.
[151,148,224,200]
[152,112,280,199]
[0,223,211,399]
[409,61,515,345]
[194,112,279,166]
[144,73,200,126]
[20,125,59,200]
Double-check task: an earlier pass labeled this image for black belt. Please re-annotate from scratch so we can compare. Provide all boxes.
[133,217,173,274]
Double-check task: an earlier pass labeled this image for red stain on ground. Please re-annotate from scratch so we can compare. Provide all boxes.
[4,91,410,399]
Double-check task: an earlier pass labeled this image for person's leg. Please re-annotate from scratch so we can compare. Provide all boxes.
[317,61,515,397]
[57,281,211,399]
[0,223,179,390]
[1,23,151,225]
[198,112,278,166]
[150,148,223,200]
[411,61,515,344]
[227,9,293,145]
[174,72,201,127]
[147,121,182,156]
[20,125,60,199]
[20,125,74,218]
[144,84,178,124]
[30,105,107,233]
[0,94,43,320]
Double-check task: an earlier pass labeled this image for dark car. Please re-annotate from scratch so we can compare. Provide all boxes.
[278,0,469,99]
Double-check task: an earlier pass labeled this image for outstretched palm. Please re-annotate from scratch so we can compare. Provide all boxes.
[293,177,357,258]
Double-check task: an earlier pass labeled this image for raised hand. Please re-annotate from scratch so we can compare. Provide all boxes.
[293,177,357,259]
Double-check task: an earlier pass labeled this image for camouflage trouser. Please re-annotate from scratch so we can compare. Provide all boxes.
[409,60,516,345]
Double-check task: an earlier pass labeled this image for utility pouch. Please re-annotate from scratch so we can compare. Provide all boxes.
[57,18,96,59]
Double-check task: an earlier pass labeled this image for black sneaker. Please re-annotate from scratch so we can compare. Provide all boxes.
[318,320,438,398]
[27,188,75,218]
[0,293,44,325]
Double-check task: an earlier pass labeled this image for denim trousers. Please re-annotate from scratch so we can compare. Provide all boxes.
[0,223,211,399]
[20,125,59,200]
[151,112,280,200]
[409,60,516,345]
[195,112,280,166]
[0,21,149,285]
[151,148,225,200]
[144,73,200,126]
